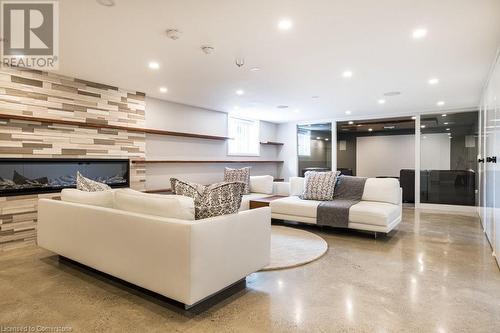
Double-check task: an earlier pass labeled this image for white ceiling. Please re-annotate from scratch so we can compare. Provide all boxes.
[58,0,500,123]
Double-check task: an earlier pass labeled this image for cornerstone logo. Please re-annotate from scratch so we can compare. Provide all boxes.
[1,0,59,69]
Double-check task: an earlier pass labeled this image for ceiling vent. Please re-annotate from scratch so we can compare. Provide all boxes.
[383,91,402,96]
[97,0,115,6]
[201,46,215,54]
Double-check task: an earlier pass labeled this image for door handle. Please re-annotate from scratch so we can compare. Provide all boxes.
[486,156,497,163]
[478,158,485,163]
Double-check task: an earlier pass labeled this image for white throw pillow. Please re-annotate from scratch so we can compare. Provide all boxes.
[114,189,195,220]
[61,188,114,208]
[250,175,274,194]
[290,177,305,196]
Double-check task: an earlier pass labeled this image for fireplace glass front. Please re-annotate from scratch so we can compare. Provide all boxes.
[0,159,130,196]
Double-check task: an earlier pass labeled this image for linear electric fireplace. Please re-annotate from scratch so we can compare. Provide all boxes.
[0,158,130,196]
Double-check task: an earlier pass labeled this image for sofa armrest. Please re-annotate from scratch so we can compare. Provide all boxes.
[189,207,271,305]
[273,182,290,196]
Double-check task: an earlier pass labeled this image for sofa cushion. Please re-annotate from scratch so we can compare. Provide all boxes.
[290,177,305,196]
[76,171,111,191]
[61,188,114,208]
[362,178,400,205]
[349,201,400,226]
[249,175,274,194]
[114,189,195,220]
[301,171,340,201]
[224,167,251,194]
[269,196,321,218]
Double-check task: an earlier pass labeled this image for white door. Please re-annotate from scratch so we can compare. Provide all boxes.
[491,61,500,262]
[482,52,500,263]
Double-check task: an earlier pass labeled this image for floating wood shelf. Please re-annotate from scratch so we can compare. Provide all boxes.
[132,160,284,164]
[260,141,284,146]
[0,113,231,141]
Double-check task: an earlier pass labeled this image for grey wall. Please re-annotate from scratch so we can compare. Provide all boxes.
[337,134,357,175]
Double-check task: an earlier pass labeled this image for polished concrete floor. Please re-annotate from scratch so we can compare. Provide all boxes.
[1,208,499,332]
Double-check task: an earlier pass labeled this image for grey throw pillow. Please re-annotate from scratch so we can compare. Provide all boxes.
[224,167,250,194]
[76,171,111,192]
[300,171,340,201]
[170,178,245,220]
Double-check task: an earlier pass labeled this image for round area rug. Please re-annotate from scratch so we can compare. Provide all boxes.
[260,225,328,271]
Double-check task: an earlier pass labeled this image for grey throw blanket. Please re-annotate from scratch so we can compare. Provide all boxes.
[317,176,367,228]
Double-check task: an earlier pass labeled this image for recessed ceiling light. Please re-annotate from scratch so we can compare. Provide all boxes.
[97,0,115,6]
[325,138,329,141]
[378,99,386,104]
[412,28,428,39]
[342,70,353,78]
[345,110,352,115]
[348,121,354,125]
[159,87,168,93]
[148,61,159,70]
[236,89,244,96]
[368,128,373,132]
[449,136,453,139]
[316,137,321,140]
[446,128,450,131]
[384,126,396,129]
[428,78,439,85]
[250,67,261,72]
[278,19,293,30]
[411,116,417,120]
[423,136,427,139]
[437,101,445,107]
[421,125,426,128]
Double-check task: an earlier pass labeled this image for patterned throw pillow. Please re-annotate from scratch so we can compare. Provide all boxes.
[170,178,245,220]
[76,171,111,192]
[300,171,340,201]
[224,167,250,194]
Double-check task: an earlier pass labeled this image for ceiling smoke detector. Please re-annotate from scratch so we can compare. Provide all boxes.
[201,46,215,54]
[235,58,245,67]
[166,29,181,40]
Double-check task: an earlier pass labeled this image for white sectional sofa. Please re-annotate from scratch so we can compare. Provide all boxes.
[240,175,277,211]
[269,177,402,234]
[37,188,271,309]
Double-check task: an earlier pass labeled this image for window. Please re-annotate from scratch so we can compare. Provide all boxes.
[228,116,260,156]
[297,130,311,156]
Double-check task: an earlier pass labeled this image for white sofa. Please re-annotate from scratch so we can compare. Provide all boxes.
[269,177,402,234]
[37,189,271,308]
[240,175,280,210]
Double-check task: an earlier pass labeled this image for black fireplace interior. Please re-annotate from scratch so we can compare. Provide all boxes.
[0,158,130,196]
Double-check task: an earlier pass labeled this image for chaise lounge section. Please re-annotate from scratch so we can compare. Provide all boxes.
[269,177,402,234]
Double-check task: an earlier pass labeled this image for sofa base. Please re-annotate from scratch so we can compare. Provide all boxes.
[58,256,247,312]
[271,214,401,233]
